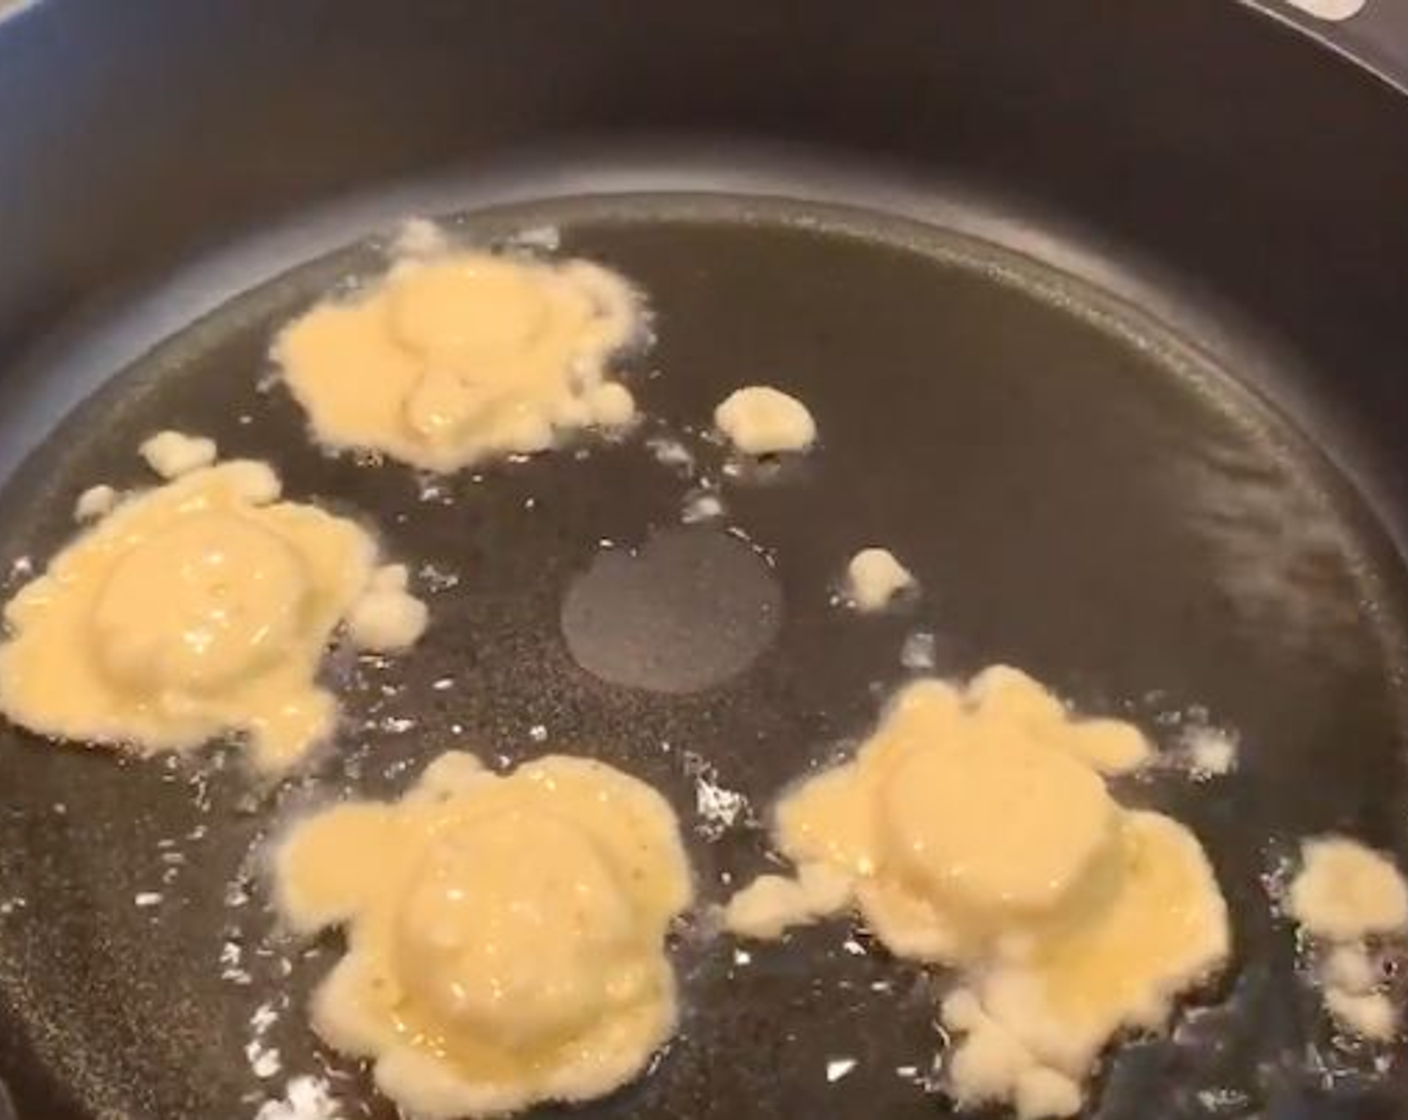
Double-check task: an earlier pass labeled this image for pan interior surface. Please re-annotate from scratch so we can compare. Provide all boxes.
[0,195,1405,1120]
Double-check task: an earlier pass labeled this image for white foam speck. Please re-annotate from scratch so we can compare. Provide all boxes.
[253,1074,342,1120]
[900,631,937,671]
[507,225,561,252]
[693,773,746,837]
[418,562,460,593]
[826,1057,858,1083]
[219,940,251,984]
[225,880,251,909]
[1185,727,1238,778]
[647,436,696,472]
[391,217,448,258]
[682,492,725,524]
[417,477,451,504]
[246,1039,282,1080]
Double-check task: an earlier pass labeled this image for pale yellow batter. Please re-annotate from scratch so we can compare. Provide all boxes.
[1289,836,1408,942]
[0,456,426,771]
[724,667,1226,1118]
[139,429,217,479]
[1288,836,1408,1041]
[73,483,118,522]
[274,247,645,472]
[713,385,817,456]
[843,547,916,613]
[274,751,693,1118]
[344,563,429,652]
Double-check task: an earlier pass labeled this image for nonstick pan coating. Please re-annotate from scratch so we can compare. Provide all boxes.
[0,195,1406,1119]
[3,3,1408,1119]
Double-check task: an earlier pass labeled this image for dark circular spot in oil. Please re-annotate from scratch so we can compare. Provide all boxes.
[561,526,782,693]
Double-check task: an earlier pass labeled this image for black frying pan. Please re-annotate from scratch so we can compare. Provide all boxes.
[3,2,1408,1118]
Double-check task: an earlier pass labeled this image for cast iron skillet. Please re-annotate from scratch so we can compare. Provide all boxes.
[3,2,1408,1118]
